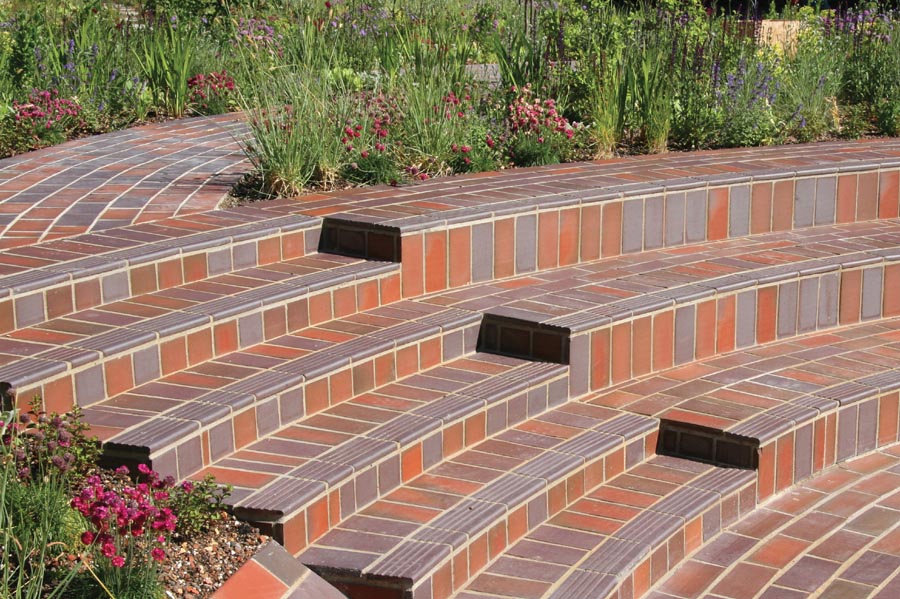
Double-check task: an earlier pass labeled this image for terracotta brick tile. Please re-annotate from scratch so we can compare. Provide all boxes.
[580,204,601,261]
[879,170,900,219]
[213,558,287,599]
[751,182,773,234]
[74,279,101,311]
[654,311,674,371]
[559,207,580,266]
[708,187,730,240]
[658,560,724,598]
[130,264,158,296]
[772,180,794,231]
[233,408,258,449]
[611,321,632,384]
[632,316,652,377]
[158,258,184,288]
[214,321,239,355]
[448,227,471,288]
[308,292,333,325]
[750,534,809,568]
[401,233,425,297]
[884,265,900,317]
[695,299,716,360]
[837,174,859,223]
[424,231,448,293]
[879,392,900,446]
[160,338,187,375]
[537,211,559,270]
[183,253,208,283]
[601,202,622,257]
[494,218,515,279]
[756,286,777,344]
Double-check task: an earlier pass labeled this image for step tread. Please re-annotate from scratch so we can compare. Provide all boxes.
[226,353,567,517]
[90,300,478,450]
[586,317,900,449]
[298,400,658,593]
[0,253,396,389]
[425,220,900,334]
[454,456,755,599]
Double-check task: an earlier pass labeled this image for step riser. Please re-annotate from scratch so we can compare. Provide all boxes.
[322,168,900,299]
[104,314,481,482]
[243,367,572,555]
[5,270,400,413]
[0,220,321,335]
[482,260,900,397]
[319,431,659,599]
[661,390,900,502]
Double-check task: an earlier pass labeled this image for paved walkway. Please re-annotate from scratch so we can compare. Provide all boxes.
[0,113,248,249]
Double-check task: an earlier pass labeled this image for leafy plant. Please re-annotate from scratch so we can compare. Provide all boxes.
[134,16,198,117]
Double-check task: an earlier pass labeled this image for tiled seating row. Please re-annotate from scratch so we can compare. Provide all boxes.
[588,317,900,505]
[299,404,658,598]
[455,456,756,599]
[0,253,398,413]
[320,157,900,299]
[95,302,482,480]
[0,208,320,334]
[430,220,900,397]
[227,352,568,555]
[648,447,900,599]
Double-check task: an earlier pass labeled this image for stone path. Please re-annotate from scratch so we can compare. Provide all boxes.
[1,118,900,599]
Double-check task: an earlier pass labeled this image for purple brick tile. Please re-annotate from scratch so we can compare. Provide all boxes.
[861,266,883,320]
[674,304,696,365]
[815,176,837,225]
[818,272,840,328]
[665,192,686,246]
[794,177,816,228]
[729,184,750,237]
[515,214,537,274]
[777,280,798,338]
[645,195,664,250]
[622,198,644,253]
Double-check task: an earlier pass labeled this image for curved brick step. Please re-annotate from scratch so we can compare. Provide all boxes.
[299,405,658,599]
[318,142,900,300]
[225,352,568,555]
[452,456,756,599]
[586,317,900,503]
[420,219,900,398]
[649,446,900,599]
[0,252,398,412]
[93,301,482,479]
[0,207,320,337]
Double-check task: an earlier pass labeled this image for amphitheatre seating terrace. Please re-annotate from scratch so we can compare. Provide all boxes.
[1,120,900,599]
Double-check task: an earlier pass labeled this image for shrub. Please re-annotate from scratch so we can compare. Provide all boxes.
[187,69,235,115]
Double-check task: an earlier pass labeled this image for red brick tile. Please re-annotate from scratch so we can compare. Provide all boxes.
[74,279,101,311]
[653,311,674,371]
[158,258,184,288]
[130,264,158,296]
[43,376,74,414]
[837,174,858,223]
[233,408,258,449]
[840,269,862,324]
[879,392,900,446]
[880,170,900,219]
[214,558,287,599]
[494,218,515,279]
[758,443,776,500]
[559,207,580,266]
[307,497,331,542]
[214,321,239,355]
[448,226,471,288]
[401,444,423,483]
[538,211,559,270]
[183,253,207,283]
[160,338,187,375]
[756,286,777,344]
[658,560,724,598]
[308,293,333,325]
[0,300,13,334]
[611,321,632,384]
[580,205,601,261]
[776,433,795,491]
[695,299,716,360]
[401,233,424,297]
[257,236,281,264]
[591,328,611,391]
[708,187,729,240]
[632,316,652,377]
[858,171,879,220]
[425,231,448,293]
[772,180,794,231]
[601,202,622,257]
[717,294,736,354]
[104,355,133,397]
[885,264,900,317]
[751,182,773,234]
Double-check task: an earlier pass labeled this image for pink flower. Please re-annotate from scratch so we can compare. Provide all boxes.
[81,531,95,545]
[111,555,125,568]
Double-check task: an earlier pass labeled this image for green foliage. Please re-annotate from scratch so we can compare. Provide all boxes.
[135,18,200,118]
[168,474,232,537]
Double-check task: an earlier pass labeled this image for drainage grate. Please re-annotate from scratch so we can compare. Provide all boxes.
[658,420,759,470]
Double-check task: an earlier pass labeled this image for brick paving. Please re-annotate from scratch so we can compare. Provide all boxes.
[0,113,247,249]
[2,118,900,599]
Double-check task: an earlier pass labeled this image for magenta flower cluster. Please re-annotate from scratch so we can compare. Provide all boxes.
[507,85,575,143]
[71,464,176,567]
[12,89,81,132]
[187,70,236,114]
